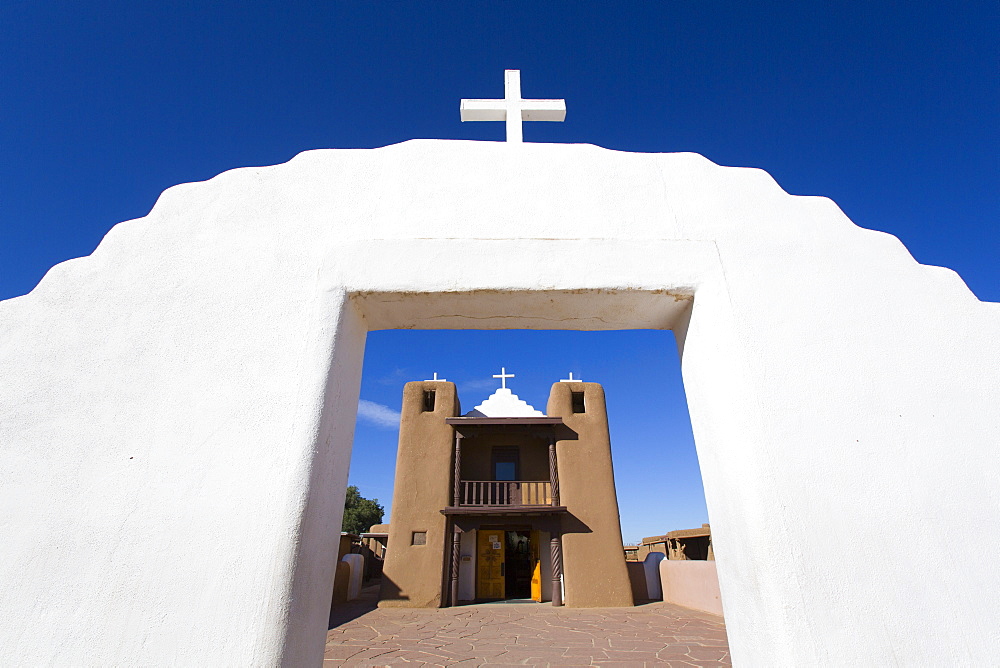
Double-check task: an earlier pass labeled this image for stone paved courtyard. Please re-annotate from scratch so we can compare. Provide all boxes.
[326,584,731,666]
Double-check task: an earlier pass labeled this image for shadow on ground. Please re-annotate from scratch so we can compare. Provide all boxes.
[328,581,382,629]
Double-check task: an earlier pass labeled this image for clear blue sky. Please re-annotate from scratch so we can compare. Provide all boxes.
[3,3,996,542]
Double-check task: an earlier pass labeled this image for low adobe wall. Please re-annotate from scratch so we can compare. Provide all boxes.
[626,561,648,602]
[660,560,723,616]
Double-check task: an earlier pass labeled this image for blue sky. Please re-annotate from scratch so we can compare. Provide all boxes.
[2,3,996,542]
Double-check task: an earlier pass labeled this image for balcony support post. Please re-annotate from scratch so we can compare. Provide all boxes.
[550,531,564,606]
[453,433,462,507]
[450,522,461,607]
[548,438,560,506]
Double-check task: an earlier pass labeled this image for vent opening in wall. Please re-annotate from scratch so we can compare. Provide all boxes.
[571,391,585,413]
[422,390,436,412]
[412,531,427,546]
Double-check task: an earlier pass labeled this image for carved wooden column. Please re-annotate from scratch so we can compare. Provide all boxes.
[550,532,563,606]
[548,437,560,506]
[450,523,462,607]
[453,433,462,507]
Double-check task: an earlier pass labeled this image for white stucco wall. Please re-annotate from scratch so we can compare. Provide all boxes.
[643,551,666,600]
[458,530,476,602]
[1,139,998,666]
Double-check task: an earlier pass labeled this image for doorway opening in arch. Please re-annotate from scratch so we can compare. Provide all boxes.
[331,327,721,622]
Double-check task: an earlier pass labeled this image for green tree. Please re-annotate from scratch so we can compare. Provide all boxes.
[341,485,384,535]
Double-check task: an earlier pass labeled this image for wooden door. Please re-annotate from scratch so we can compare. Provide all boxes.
[530,530,542,601]
[477,530,505,600]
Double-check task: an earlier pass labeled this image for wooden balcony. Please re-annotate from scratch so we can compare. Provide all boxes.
[460,480,552,507]
[442,479,566,515]
[441,428,568,516]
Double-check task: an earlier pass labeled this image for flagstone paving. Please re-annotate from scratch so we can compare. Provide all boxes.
[326,584,731,667]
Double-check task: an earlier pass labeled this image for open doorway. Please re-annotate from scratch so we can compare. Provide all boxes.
[338,328,717,612]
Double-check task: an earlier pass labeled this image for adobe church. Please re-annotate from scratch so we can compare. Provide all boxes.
[380,372,632,608]
[2,70,999,665]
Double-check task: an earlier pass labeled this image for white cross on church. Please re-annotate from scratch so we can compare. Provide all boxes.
[492,367,515,389]
[460,70,566,143]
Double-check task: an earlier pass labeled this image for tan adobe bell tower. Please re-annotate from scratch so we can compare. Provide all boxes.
[546,381,632,607]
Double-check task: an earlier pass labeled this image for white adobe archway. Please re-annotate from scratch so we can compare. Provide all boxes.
[1,140,998,666]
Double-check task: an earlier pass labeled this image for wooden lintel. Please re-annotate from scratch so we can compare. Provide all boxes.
[440,506,568,516]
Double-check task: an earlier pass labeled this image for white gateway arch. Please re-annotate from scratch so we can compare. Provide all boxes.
[1,140,998,665]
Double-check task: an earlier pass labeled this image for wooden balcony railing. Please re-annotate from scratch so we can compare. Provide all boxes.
[460,480,552,507]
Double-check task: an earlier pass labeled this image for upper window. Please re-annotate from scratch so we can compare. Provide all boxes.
[492,447,519,481]
[495,462,516,481]
[571,391,586,413]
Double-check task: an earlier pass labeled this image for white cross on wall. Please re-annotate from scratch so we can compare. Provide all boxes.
[493,367,515,389]
[460,70,566,143]
[560,372,582,382]
[425,372,447,381]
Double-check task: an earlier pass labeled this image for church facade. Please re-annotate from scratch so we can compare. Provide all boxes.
[379,377,633,608]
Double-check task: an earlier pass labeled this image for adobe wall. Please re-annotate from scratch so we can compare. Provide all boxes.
[1,139,998,665]
[660,560,724,616]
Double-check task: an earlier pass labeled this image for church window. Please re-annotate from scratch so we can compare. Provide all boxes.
[571,392,585,413]
[491,447,519,481]
[422,390,436,412]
